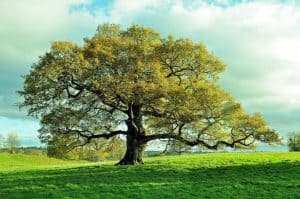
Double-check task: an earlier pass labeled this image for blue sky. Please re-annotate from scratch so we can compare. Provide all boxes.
[1,0,300,146]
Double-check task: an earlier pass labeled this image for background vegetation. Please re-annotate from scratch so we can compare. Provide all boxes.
[288,133,300,151]
[0,133,125,161]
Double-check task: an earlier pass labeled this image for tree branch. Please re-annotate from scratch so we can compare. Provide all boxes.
[85,86,128,114]
[90,130,128,139]
[64,128,127,143]
[143,133,254,150]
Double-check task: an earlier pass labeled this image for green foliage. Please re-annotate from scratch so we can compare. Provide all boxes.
[288,133,300,151]
[0,152,299,198]
[163,139,192,155]
[46,136,125,161]
[19,24,280,163]
[23,148,44,156]
[67,136,126,161]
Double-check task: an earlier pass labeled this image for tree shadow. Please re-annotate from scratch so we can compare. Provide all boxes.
[0,160,299,199]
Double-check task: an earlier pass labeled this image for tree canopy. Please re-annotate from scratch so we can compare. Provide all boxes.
[19,24,280,165]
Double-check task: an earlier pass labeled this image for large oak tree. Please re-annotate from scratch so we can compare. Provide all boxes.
[19,24,279,165]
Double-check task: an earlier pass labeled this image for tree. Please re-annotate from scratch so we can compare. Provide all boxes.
[19,24,280,165]
[0,134,3,151]
[6,133,20,154]
[288,133,300,151]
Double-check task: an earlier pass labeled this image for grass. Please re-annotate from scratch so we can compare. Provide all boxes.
[0,152,299,198]
[0,153,95,172]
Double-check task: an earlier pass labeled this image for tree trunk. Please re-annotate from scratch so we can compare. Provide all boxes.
[116,103,147,165]
[116,135,146,165]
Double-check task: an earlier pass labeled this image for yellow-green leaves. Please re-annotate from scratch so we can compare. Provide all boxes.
[20,23,279,151]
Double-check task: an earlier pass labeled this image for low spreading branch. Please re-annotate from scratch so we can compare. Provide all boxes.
[143,133,254,150]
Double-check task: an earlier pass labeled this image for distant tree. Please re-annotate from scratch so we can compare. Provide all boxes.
[288,133,300,151]
[19,24,280,165]
[6,133,21,154]
[23,148,43,156]
[0,134,3,151]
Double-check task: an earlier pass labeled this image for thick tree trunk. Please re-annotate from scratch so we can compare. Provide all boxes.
[116,103,147,165]
[116,135,146,165]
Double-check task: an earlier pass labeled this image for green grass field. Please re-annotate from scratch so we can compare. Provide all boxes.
[0,152,299,199]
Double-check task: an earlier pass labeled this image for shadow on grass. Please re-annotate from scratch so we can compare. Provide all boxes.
[0,161,299,199]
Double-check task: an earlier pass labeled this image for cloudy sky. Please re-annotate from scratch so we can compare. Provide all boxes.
[1,0,300,146]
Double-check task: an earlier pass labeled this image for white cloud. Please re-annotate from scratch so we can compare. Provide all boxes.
[1,0,300,136]
[101,0,300,133]
[0,0,103,120]
[0,0,100,63]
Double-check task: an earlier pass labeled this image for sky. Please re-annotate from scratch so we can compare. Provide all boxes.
[0,0,300,146]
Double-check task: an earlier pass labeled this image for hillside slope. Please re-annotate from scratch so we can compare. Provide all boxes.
[0,152,299,198]
[0,153,93,171]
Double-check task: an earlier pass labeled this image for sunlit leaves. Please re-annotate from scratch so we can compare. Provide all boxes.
[19,24,279,151]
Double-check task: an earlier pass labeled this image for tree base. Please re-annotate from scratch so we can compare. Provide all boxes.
[115,135,146,165]
[115,158,144,165]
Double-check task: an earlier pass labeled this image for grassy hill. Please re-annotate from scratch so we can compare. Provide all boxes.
[0,153,95,172]
[0,152,299,198]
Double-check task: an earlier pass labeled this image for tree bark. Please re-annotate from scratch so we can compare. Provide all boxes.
[116,135,147,165]
[116,103,147,165]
